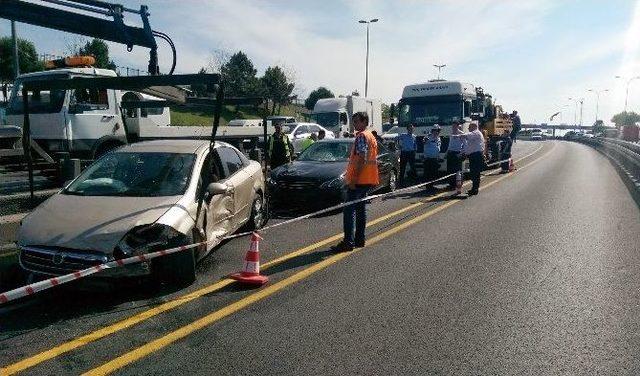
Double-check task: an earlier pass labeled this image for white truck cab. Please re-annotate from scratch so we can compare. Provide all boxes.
[311,95,382,137]
[6,68,131,158]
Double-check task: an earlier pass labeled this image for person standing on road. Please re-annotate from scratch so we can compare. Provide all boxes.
[423,125,442,192]
[300,133,317,151]
[268,123,294,169]
[500,130,513,173]
[398,123,417,184]
[461,122,485,196]
[510,110,521,143]
[446,121,466,189]
[331,111,379,253]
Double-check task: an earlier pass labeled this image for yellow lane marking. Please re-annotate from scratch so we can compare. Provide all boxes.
[83,144,555,376]
[1,143,547,376]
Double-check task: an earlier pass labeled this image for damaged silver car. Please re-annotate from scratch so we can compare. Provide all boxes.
[17,140,267,286]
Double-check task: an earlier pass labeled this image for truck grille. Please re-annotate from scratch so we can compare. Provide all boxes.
[20,246,108,276]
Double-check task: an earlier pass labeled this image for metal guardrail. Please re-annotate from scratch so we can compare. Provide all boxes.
[575,137,640,190]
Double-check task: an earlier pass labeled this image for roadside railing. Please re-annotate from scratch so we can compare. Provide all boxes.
[574,137,640,190]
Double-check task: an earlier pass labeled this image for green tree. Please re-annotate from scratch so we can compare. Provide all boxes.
[190,67,209,97]
[77,39,116,70]
[304,87,334,110]
[0,37,43,82]
[611,111,640,128]
[261,66,294,115]
[220,51,261,97]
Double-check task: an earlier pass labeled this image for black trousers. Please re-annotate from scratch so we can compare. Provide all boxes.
[399,151,416,182]
[446,151,462,187]
[423,157,440,188]
[468,152,484,192]
[501,152,511,172]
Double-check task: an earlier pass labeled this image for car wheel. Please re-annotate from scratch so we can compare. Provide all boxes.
[247,193,266,230]
[386,170,397,193]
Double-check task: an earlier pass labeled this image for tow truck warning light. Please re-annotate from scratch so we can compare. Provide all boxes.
[44,56,96,70]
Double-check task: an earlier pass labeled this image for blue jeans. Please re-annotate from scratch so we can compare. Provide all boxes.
[343,186,370,247]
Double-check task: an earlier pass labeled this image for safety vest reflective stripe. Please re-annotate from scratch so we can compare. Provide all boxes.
[345,130,379,186]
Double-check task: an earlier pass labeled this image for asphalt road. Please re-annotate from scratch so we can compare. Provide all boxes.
[2,140,639,375]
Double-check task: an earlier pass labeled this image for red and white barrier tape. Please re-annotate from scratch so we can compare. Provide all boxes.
[0,156,513,305]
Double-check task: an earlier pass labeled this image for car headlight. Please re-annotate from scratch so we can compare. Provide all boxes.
[320,173,346,189]
[114,224,187,259]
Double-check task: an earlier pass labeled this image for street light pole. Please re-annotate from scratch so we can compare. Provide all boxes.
[568,97,579,129]
[615,75,640,112]
[358,18,378,97]
[433,64,446,80]
[587,88,609,125]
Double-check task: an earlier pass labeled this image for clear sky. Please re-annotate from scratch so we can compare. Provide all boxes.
[2,0,639,125]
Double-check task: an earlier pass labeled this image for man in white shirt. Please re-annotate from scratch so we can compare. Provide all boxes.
[461,122,485,196]
[446,121,466,189]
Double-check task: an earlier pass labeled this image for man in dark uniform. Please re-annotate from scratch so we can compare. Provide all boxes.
[510,110,521,143]
[499,130,513,173]
[268,123,294,169]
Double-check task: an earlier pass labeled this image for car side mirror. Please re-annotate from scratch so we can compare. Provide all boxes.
[207,182,229,197]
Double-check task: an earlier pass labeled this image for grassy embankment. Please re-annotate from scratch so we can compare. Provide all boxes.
[170,103,309,126]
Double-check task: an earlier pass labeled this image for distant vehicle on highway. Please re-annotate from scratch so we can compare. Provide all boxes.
[17,140,267,286]
[284,122,335,152]
[530,128,543,140]
[268,139,398,211]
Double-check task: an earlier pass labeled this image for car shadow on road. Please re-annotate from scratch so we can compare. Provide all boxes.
[0,277,186,339]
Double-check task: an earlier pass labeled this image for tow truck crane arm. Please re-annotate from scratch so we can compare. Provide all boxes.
[0,0,161,75]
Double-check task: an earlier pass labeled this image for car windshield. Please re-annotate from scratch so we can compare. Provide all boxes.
[6,75,68,115]
[64,152,196,197]
[312,112,340,129]
[297,142,352,162]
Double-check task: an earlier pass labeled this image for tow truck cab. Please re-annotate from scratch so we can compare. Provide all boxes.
[5,67,170,159]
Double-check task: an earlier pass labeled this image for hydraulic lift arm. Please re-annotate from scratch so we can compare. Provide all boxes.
[0,0,161,75]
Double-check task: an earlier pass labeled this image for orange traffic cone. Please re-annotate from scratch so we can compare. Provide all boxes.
[230,233,269,286]
[455,172,463,195]
[508,158,516,172]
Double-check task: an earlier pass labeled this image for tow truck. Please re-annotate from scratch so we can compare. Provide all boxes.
[2,58,273,161]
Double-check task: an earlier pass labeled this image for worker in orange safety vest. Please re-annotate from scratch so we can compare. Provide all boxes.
[331,111,379,252]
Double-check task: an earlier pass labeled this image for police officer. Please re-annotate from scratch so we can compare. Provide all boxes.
[447,121,466,189]
[331,111,379,252]
[268,123,294,169]
[300,132,318,151]
[423,125,442,192]
[398,123,417,184]
[461,122,485,196]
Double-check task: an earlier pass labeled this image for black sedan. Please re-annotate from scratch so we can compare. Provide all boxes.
[268,139,399,211]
